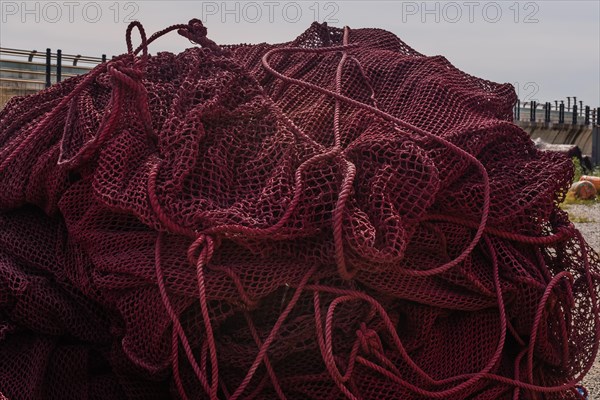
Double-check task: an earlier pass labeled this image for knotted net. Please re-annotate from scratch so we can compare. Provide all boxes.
[0,19,599,399]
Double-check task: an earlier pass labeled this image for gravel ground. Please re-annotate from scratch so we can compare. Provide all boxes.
[566,202,600,398]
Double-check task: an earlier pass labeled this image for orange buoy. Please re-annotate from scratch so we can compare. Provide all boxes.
[580,175,600,190]
[571,180,597,200]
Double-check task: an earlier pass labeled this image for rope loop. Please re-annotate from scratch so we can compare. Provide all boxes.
[125,20,148,66]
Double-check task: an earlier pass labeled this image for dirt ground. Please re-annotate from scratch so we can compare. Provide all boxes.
[567,202,600,398]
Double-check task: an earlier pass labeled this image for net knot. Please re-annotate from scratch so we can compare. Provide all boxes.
[179,19,207,41]
[356,323,383,355]
[187,234,215,266]
[108,60,144,91]
[178,19,222,53]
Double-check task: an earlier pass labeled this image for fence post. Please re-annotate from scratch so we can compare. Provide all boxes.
[585,106,590,126]
[572,105,578,125]
[102,54,107,63]
[545,102,551,124]
[45,48,51,88]
[559,103,565,124]
[593,126,600,166]
[56,49,62,83]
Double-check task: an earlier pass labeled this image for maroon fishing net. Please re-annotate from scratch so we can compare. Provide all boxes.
[0,19,599,400]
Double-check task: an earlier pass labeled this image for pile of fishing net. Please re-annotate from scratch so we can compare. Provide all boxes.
[1,20,599,400]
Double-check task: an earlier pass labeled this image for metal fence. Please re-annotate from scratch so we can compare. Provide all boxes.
[514,100,600,127]
[1,46,599,128]
[0,47,105,107]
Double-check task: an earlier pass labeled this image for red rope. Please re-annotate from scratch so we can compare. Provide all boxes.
[140,21,599,399]
[260,37,491,279]
[154,232,212,396]
[228,265,317,400]
[20,20,592,398]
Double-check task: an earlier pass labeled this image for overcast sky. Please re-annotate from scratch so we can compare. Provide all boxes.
[1,0,599,106]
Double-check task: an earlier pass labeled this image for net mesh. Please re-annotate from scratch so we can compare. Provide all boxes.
[0,19,599,400]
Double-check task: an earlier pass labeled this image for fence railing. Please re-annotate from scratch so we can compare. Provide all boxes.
[2,46,599,126]
[514,100,600,127]
[0,47,106,107]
